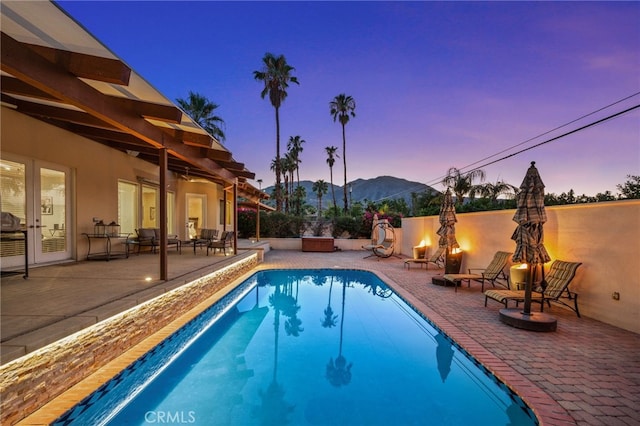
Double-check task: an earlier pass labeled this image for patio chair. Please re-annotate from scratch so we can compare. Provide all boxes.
[442,251,512,293]
[484,260,583,317]
[207,231,234,256]
[135,228,181,254]
[135,228,158,253]
[192,228,219,252]
[153,228,181,254]
[404,246,445,269]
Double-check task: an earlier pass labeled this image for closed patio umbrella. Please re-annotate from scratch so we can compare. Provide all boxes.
[502,161,555,331]
[437,189,461,274]
[437,189,459,252]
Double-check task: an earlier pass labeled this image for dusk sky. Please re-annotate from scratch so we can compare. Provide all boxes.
[58,1,639,198]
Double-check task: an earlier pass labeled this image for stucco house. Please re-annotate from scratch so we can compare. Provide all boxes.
[1,1,266,279]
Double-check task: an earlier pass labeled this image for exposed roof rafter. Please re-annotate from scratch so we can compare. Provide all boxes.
[1,32,239,183]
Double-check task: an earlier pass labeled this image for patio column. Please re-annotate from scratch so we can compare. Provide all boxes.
[233,179,238,255]
[159,147,167,281]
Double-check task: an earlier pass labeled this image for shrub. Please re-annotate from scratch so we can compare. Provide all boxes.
[262,212,306,237]
[332,216,366,239]
[237,208,256,238]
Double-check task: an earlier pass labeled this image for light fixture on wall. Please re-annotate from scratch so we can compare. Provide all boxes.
[126,150,139,157]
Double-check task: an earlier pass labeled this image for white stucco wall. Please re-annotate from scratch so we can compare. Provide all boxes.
[402,200,640,333]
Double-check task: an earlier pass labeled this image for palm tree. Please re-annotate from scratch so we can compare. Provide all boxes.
[282,154,296,213]
[312,179,329,218]
[254,53,299,212]
[470,179,518,203]
[176,91,226,142]
[329,94,356,213]
[269,157,285,212]
[287,135,305,188]
[441,167,486,207]
[325,146,339,214]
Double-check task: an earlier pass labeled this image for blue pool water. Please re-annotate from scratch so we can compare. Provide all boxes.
[55,269,536,425]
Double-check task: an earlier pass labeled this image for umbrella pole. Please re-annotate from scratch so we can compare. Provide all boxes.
[523,264,534,315]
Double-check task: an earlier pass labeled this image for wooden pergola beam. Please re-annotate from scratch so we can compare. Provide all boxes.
[2,75,182,123]
[25,42,131,85]
[1,32,237,183]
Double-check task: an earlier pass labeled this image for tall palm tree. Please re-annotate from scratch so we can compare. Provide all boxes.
[287,135,305,188]
[325,146,339,214]
[254,53,299,212]
[176,91,226,142]
[270,157,285,212]
[282,154,296,213]
[312,179,329,218]
[329,94,356,213]
[442,167,486,207]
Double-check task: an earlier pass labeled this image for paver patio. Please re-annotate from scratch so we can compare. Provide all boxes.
[2,247,639,425]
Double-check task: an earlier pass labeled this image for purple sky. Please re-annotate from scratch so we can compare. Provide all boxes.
[58,1,639,197]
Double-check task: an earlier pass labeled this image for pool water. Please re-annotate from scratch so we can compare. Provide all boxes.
[55,269,537,425]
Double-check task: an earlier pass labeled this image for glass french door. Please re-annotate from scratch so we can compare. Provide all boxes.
[0,155,71,268]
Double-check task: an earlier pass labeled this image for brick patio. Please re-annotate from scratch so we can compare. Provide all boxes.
[2,248,639,425]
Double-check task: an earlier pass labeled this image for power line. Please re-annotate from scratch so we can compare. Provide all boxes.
[454,91,640,176]
[371,94,640,203]
[422,95,640,189]
[459,103,639,178]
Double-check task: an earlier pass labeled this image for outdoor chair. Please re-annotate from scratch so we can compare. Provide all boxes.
[484,260,583,317]
[135,228,157,253]
[404,246,445,269]
[135,228,181,254]
[153,228,181,254]
[442,251,512,293]
[192,228,219,252]
[207,231,234,256]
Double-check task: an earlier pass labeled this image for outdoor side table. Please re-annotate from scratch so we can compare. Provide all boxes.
[83,233,131,261]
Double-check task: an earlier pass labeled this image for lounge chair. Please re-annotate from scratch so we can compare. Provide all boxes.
[484,260,583,317]
[404,246,445,269]
[442,251,512,293]
[362,220,395,259]
[207,231,234,256]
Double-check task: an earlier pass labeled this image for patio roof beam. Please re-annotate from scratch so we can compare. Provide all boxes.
[1,33,238,183]
[1,94,115,129]
[23,42,131,85]
[1,76,183,124]
[159,128,224,153]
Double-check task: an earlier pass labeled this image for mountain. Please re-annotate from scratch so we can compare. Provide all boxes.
[262,176,439,208]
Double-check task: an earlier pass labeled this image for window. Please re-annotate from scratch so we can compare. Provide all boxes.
[118,181,138,235]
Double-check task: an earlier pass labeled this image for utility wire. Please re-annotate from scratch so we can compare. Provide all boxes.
[458,103,639,178]
[453,91,640,176]
[370,96,640,203]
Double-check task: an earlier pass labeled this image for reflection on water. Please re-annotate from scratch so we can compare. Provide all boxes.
[55,269,536,426]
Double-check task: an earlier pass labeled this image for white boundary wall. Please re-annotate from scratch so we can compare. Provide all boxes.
[402,200,640,333]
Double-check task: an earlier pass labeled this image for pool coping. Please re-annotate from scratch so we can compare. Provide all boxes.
[17,266,574,425]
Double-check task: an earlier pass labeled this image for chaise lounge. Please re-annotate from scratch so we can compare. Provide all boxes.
[404,246,445,269]
[484,259,583,317]
[442,251,512,293]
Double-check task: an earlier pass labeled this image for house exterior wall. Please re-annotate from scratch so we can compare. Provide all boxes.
[1,107,229,261]
[402,200,640,333]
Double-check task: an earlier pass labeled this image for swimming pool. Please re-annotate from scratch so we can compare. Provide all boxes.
[54,269,537,425]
